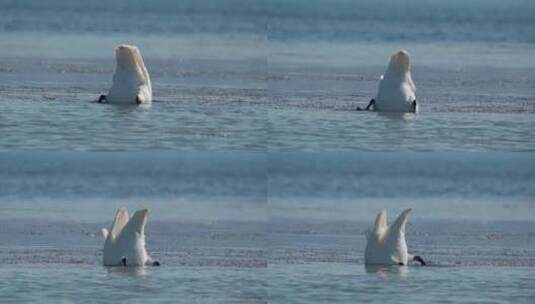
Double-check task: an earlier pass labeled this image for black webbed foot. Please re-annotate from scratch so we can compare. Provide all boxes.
[98,95,107,103]
[152,261,161,266]
[121,257,127,267]
[357,99,375,111]
[365,99,375,111]
[136,95,142,105]
[413,255,426,266]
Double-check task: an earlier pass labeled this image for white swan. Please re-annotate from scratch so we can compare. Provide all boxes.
[98,45,152,104]
[101,207,160,267]
[359,49,417,112]
[364,208,425,266]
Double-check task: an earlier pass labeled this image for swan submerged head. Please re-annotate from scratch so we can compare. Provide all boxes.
[364,208,425,266]
[101,207,160,267]
[100,44,152,104]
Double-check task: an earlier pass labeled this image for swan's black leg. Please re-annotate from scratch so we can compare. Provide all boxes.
[357,99,375,111]
[98,95,107,103]
[136,95,142,105]
[152,261,161,266]
[121,257,127,267]
[398,262,404,266]
[365,99,375,111]
[413,255,426,266]
[411,99,417,112]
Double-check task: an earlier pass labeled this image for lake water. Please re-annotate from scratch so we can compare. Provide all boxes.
[1,0,535,303]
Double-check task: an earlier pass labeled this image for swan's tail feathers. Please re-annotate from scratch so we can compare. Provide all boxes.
[374,209,388,233]
[115,45,150,82]
[124,209,149,234]
[110,207,130,239]
[101,228,109,239]
[391,208,412,235]
[389,49,411,71]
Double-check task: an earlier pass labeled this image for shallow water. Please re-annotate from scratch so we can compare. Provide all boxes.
[0,265,267,303]
[2,264,534,303]
[269,263,535,304]
[1,56,534,151]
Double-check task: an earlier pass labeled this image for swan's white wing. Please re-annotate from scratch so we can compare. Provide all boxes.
[110,207,130,239]
[374,209,388,232]
[137,50,151,87]
[391,208,412,235]
[122,209,148,235]
[134,48,152,102]
[101,228,109,239]
[408,74,416,92]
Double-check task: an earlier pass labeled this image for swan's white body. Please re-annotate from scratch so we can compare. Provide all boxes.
[374,50,417,112]
[106,45,152,104]
[364,208,414,265]
[101,207,155,266]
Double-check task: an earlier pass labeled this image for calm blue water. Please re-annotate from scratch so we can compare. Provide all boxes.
[0,0,534,151]
[1,264,534,303]
[1,152,535,302]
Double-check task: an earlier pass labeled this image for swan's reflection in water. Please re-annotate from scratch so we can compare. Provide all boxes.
[365,264,409,279]
[105,265,148,276]
[377,111,416,121]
